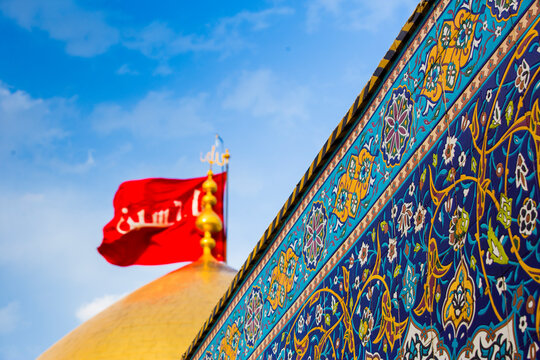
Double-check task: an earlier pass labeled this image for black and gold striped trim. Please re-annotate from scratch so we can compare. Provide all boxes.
[182,1,434,358]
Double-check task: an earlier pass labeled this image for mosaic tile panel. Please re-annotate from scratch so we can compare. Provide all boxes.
[187,1,540,360]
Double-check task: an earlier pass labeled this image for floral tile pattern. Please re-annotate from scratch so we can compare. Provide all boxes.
[192,1,540,360]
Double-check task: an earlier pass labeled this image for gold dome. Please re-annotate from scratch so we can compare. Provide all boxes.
[38,258,236,360]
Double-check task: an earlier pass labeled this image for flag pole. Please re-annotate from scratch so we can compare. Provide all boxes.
[217,135,230,262]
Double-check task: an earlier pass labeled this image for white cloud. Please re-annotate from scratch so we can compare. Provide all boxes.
[123,7,294,61]
[0,0,292,61]
[0,302,19,334]
[0,0,119,57]
[91,91,213,138]
[49,150,96,174]
[306,0,418,32]
[122,22,216,60]
[0,82,73,156]
[215,7,294,33]
[75,294,125,322]
[116,64,139,76]
[221,69,310,127]
[153,63,173,76]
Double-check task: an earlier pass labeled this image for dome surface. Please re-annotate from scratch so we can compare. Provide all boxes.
[38,259,236,360]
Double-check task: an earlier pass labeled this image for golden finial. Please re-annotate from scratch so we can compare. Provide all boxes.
[195,170,223,261]
[197,138,229,262]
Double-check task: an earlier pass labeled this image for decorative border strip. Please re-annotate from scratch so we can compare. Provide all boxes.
[182,1,440,358]
[247,2,538,357]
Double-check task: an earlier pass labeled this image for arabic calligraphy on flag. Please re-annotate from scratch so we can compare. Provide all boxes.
[98,173,226,266]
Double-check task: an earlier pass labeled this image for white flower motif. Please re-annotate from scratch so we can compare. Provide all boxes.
[315,304,323,325]
[331,296,337,313]
[404,72,409,81]
[496,276,507,295]
[384,171,390,181]
[512,0,519,10]
[414,204,427,233]
[397,202,413,236]
[458,151,467,167]
[495,26,502,38]
[486,89,493,102]
[515,59,530,93]
[493,101,501,126]
[391,204,398,219]
[298,315,305,334]
[478,277,483,289]
[359,242,369,266]
[519,198,538,238]
[387,238,397,263]
[461,114,471,130]
[516,153,529,191]
[354,276,360,289]
[408,182,416,196]
[333,276,338,285]
[483,21,488,31]
[443,136,457,165]
[520,316,528,333]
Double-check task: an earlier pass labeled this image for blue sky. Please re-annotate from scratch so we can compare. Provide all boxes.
[0,0,419,358]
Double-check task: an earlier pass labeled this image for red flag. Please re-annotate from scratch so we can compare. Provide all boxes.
[98,173,226,266]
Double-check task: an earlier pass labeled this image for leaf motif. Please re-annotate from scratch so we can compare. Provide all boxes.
[506,101,514,126]
[487,219,509,265]
[393,264,402,278]
[434,106,440,118]
[489,120,500,129]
